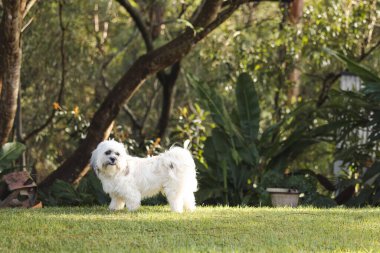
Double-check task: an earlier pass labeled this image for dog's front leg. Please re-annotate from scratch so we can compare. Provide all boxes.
[109,193,126,211]
[124,189,141,212]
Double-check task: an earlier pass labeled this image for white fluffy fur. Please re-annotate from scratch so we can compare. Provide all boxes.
[90,140,197,213]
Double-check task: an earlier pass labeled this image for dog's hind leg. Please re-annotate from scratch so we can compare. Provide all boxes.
[164,188,184,213]
[183,191,196,212]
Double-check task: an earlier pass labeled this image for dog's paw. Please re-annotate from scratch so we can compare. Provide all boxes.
[170,206,184,213]
[108,206,124,211]
[109,196,126,211]
[108,202,125,211]
[126,202,141,212]
[186,206,196,212]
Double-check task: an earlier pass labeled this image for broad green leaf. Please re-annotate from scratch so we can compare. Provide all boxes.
[190,78,225,127]
[325,48,380,83]
[211,128,230,155]
[0,142,26,169]
[235,73,261,142]
[237,143,259,167]
[190,75,243,141]
[203,138,217,166]
[362,83,380,102]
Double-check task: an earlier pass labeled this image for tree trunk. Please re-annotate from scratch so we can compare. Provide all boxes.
[286,0,303,104]
[156,62,181,138]
[0,0,25,145]
[39,0,231,189]
[116,0,181,139]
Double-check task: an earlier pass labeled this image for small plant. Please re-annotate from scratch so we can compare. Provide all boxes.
[0,142,26,175]
[52,103,90,140]
[170,103,209,164]
[39,170,110,206]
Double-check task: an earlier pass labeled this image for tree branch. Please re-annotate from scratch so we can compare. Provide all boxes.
[222,0,292,8]
[123,105,142,130]
[115,0,153,51]
[23,0,38,18]
[140,80,161,131]
[358,40,380,61]
[39,0,247,188]
[116,0,181,138]
[57,0,65,104]
[155,62,181,138]
[21,16,34,33]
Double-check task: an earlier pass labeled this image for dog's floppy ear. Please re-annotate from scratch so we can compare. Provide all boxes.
[90,149,99,176]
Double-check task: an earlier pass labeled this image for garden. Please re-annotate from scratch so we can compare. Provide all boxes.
[0,0,380,252]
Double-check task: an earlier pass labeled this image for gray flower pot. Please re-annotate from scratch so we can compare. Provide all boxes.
[266,188,300,207]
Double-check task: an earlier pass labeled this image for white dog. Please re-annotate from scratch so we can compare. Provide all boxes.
[90,140,197,213]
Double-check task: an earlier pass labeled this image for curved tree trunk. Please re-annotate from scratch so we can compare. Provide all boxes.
[0,0,26,145]
[39,0,232,189]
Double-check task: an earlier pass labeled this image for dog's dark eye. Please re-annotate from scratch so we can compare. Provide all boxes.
[105,150,111,155]
[115,152,120,156]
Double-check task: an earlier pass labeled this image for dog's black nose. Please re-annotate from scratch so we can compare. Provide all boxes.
[110,157,116,163]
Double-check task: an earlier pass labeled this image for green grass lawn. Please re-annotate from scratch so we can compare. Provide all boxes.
[0,206,379,252]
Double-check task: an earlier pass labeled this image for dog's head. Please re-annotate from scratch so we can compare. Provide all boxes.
[90,140,128,177]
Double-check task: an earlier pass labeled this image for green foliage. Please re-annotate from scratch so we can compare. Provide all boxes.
[260,171,337,207]
[39,170,109,206]
[123,138,164,157]
[53,104,90,140]
[325,48,380,83]
[8,0,379,208]
[193,73,260,206]
[236,73,261,142]
[346,161,380,206]
[193,72,346,207]
[0,142,26,174]
[316,49,380,206]
[170,104,209,164]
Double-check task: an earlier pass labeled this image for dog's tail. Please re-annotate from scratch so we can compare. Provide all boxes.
[183,139,191,150]
[164,147,198,192]
[169,139,191,150]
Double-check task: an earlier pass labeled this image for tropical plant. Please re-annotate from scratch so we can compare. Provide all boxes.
[0,142,26,175]
[193,72,343,207]
[192,72,261,206]
[322,49,380,206]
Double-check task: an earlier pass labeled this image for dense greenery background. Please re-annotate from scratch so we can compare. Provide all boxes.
[0,0,379,207]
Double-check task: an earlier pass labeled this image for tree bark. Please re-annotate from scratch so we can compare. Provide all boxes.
[39,0,232,189]
[0,0,25,145]
[156,62,181,138]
